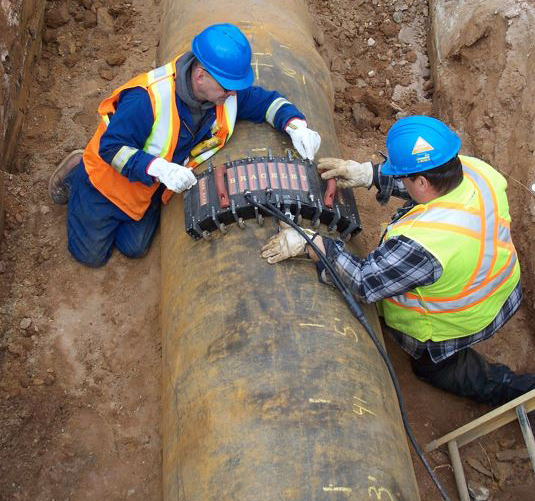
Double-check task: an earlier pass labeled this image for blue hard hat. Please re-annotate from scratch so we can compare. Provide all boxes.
[192,23,254,91]
[382,116,462,176]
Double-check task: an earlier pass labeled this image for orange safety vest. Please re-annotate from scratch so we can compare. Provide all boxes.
[83,55,237,220]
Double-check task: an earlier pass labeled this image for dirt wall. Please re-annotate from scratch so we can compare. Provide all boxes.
[429,0,535,311]
[0,0,46,238]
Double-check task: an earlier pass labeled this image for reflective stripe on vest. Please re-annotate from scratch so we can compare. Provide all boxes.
[83,57,236,219]
[160,94,237,204]
[187,94,237,168]
[379,156,520,342]
[384,157,517,314]
[144,62,176,158]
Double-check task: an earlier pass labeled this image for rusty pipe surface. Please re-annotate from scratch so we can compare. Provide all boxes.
[159,1,421,499]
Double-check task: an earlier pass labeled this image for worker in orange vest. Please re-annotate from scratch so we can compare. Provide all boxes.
[49,23,320,267]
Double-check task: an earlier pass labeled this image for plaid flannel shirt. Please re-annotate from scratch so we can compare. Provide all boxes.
[316,163,522,363]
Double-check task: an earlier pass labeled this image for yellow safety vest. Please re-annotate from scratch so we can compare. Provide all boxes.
[380,155,520,342]
[83,56,237,220]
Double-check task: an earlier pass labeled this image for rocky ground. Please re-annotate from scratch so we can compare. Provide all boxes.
[0,0,533,500]
[0,1,162,500]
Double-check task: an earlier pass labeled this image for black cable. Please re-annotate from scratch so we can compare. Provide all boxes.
[244,191,452,501]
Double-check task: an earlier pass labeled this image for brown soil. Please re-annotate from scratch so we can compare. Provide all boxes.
[0,0,533,500]
[1,1,162,500]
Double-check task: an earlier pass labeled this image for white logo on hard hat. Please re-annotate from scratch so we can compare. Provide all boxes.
[416,154,431,163]
[412,137,434,155]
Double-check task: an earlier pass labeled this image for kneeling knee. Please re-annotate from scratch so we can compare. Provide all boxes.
[119,248,149,260]
[116,242,150,260]
[68,243,112,268]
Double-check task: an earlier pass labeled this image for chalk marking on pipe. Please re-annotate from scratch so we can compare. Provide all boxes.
[322,484,352,493]
[308,398,331,404]
[368,486,395,500]
[251,148,267,153]
[239,25,254,37]
[334,324,358,343]
[253,52,273,57]
[300,321,358,344]
[282,67,297,79]
[301,72,311,119]
[353,396,376,417]
[353,406,376,417]
[334,317,359,343]
[367,475,395,500]
[368,475,395,501]
[252,58,275,80]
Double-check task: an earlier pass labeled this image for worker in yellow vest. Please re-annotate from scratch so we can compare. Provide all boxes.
[48,23,320,267]
[261,116,533,407]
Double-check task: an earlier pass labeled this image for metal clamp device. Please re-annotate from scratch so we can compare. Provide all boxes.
[183,151,362,241]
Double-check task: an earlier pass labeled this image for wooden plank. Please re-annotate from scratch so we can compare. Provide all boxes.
[448,440,470,501]
[516,404,535,474]
[426,390,535,452]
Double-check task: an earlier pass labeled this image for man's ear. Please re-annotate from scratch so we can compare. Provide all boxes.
[416,175,429,190]
[191,66,204,84]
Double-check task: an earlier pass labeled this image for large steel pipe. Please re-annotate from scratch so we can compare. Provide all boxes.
[159,1,420,499]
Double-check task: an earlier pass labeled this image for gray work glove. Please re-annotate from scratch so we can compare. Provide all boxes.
[147,157,197,193]
[317,157,373,188]
[261,224,316,264]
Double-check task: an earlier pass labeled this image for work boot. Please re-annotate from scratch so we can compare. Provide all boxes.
[48,149,84,204]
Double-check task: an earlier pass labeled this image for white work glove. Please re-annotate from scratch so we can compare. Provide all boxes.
[261,223,316,264]
[285,119,321,161]
[147,157,197,193]
[317,157,373,188]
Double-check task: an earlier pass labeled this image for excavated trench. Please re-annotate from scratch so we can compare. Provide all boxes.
[1,0,534,500]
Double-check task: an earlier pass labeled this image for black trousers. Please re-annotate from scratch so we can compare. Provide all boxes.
[410,347,535,407]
